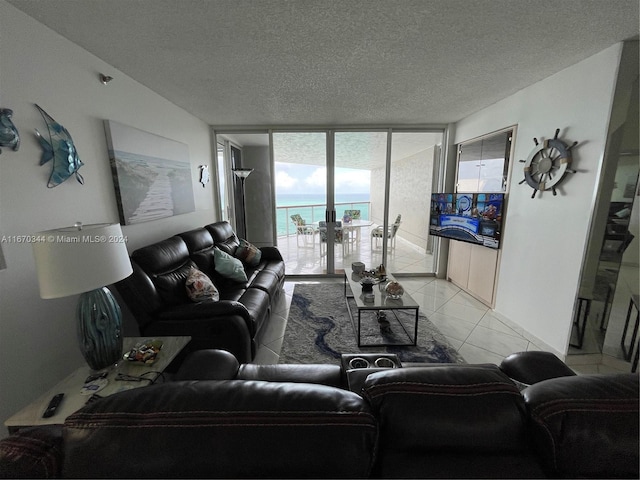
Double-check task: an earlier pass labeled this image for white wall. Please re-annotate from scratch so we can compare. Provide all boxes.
[454,44,622,355]
[244,145,275,247]
[0,1,216,434]
[370,146,436,250]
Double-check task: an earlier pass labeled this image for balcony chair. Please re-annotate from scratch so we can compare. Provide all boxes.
[342,209,361,221]
[319,220,347,256]
[291,214,315,247]
[342,209,362,246]
[371,214,402,250]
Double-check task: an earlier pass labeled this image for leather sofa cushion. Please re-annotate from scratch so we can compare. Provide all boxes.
[206,221,241,256]
[179,227,215,254]
[131,237,194,306]
[524,373,639,478]
[364,365,528,452]
[63,380,377,479]
[363,365,545,478]
[131,235,189,274]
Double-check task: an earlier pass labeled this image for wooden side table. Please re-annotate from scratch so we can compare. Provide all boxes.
[4,336,191,434]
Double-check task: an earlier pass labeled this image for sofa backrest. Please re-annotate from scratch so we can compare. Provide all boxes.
[62,380,377,479]
[129,235,194,308]
[363,364,546,478]
[179,227,215,254]
[206,221,241,255]
[523,373,639,479]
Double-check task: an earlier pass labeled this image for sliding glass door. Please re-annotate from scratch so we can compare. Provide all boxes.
[215,127,446,277]
[333,131,386,273]
[273,131,335,273]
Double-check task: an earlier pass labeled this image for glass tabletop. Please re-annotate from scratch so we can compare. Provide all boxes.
[344,272,419,309]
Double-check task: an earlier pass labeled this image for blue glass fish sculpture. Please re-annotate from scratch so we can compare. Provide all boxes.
[35,104,84,188]
[0,108,20,153]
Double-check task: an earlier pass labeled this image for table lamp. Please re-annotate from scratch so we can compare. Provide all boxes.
[32,222,133,371]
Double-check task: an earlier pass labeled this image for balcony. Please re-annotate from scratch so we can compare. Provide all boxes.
[276,202,433,275]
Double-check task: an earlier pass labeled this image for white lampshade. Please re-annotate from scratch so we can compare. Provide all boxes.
[32,223,133,299]
[233,168,253,179]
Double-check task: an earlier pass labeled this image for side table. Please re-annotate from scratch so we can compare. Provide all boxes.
[4,336,191,434]
[621,294,640,371]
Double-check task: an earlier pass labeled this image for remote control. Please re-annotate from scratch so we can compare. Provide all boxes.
[42,393,64,418]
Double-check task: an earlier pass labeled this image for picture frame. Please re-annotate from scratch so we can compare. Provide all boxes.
[104,120,195,225]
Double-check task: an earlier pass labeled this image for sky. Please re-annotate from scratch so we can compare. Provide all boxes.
[275,162,370,196]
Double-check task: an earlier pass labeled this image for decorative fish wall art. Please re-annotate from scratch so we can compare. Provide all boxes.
[34,104,84,188]
[0,108,20,153]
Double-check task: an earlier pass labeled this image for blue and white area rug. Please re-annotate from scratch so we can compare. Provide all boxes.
[279,283,465,365]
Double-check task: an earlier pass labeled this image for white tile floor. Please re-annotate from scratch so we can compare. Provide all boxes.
[262,233,634,374]
[278,227,435,275]
[253,277,622,372]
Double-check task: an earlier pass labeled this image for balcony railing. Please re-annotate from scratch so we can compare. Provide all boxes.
[277,201,371,237]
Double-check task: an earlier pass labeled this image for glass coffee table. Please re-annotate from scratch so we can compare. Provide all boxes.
[344,272,420,347]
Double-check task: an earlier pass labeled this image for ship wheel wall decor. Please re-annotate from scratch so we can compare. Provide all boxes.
[519,128,578,198]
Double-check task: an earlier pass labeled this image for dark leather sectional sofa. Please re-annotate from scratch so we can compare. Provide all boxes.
[115,221,285,362]
[1,351,637,479]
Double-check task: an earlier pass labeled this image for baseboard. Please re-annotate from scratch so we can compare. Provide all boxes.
[491,311,566,361]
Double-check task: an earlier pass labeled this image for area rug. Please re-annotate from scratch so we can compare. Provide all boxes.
[279,283,465,365]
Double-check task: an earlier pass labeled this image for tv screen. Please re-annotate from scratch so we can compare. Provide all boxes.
[429,193,505,249]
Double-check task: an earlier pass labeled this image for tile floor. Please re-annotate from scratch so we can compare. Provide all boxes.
[263,232,634,374]
[278,226,435,275]
[254,276,633,374]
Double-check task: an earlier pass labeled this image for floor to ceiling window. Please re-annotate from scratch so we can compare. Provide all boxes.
[214,127,446,277]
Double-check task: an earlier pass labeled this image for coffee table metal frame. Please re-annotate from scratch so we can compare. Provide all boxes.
[344,273,419,347]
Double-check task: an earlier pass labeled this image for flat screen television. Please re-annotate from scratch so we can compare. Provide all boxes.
[429,192,506,249]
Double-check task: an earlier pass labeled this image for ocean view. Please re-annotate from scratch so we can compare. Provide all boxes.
[276,193,370,236]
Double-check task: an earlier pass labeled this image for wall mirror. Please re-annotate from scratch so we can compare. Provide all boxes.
[570,41,639,365]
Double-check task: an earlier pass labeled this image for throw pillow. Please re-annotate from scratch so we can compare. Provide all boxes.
[213,247,248,283]
[235,239,262,267]
[185,266,220,302]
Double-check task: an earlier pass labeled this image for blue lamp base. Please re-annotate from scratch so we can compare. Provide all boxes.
[76,287,123,371]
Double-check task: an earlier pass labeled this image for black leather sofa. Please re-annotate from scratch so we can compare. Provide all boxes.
[1,351,637,479]
[115,221,285,362]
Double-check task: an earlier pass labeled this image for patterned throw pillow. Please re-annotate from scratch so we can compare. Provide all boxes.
[185,267,220,302]
[213,247,249,283]
[235,239,262,267]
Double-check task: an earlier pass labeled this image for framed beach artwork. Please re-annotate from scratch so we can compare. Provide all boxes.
[104,120,195,225]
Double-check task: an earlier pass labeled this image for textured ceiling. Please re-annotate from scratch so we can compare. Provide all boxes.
[7,0,639,128]
[221,131,444,169]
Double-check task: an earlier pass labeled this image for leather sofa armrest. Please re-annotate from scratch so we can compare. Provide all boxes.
[500,351,575,386]
[153,302,254,362]
[237,364,342,388]
[259,246,283,261]
[524,373,639,478]
[0,425,63,478]
[174,349,240,380]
